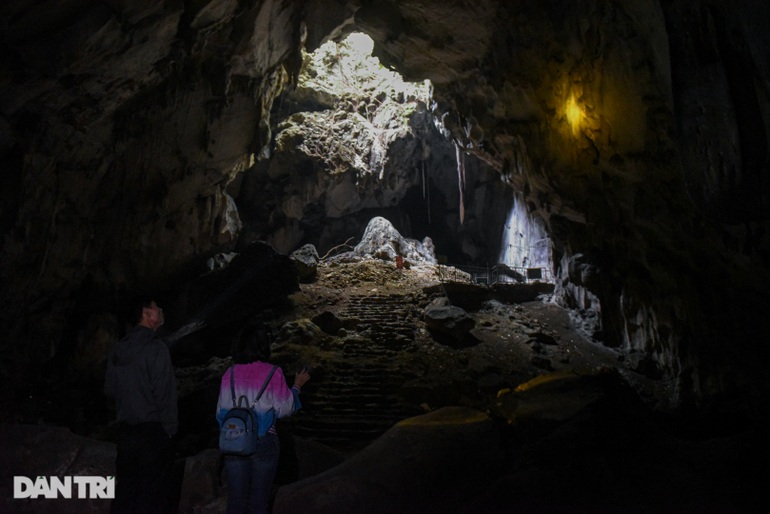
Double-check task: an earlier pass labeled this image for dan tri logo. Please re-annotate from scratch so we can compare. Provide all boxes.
[13,476,115,499]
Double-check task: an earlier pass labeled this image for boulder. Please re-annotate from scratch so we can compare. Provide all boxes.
[492,370,607,425]
[183,241,299,329]
[290,244,320,283]
[275,319,328,346]
[423,302,476,345]
[352,217,437,264]
[0,424,116,514]
[206,252,236,271]
[177,449,222,514]
[311,311,344,335]
[179,436,345,513]
[272,407,502,514]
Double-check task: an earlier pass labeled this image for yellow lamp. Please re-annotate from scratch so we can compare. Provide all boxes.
[565,94,582,135]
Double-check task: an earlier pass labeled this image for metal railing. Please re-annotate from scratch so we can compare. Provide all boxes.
[437,263,553,286]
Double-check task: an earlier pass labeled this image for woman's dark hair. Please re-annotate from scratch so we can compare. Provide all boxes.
[232,323,272,364]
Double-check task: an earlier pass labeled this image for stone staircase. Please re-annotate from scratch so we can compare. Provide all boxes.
[343,292,423,344]
[280,292,428,453]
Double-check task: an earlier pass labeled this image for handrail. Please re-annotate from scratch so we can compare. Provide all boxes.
[440,263,553,286]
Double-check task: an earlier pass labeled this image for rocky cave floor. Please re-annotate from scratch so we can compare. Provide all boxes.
[4,259,766,512]
[269,259,627,453]
[173,259,765,512]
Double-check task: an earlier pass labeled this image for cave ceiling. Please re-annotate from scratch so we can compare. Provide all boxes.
[1,0,769,413]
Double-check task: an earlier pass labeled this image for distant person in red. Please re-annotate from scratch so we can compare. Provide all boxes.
[105,297,178,513]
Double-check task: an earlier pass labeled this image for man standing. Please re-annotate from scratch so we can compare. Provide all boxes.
[105,297,178,514]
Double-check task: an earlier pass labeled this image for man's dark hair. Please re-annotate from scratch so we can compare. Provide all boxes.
[129,295,155,324]
[232,323,272,364]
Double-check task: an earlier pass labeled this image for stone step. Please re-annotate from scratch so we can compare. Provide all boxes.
[283,292,426,450]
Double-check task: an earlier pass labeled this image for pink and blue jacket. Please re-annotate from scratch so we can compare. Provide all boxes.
[216,362,301,437]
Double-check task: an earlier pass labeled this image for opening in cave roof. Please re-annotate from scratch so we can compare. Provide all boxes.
[299,32,432,109]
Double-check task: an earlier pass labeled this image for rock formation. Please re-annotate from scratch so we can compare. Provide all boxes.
[273,406,502,514]
[289,243,320,283]
[423,297,477,346]
[344,216,437,264]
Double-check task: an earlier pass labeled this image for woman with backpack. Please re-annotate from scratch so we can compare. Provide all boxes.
[216,323,311,514]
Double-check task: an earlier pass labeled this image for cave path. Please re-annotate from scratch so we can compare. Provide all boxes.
[281,291,432,452]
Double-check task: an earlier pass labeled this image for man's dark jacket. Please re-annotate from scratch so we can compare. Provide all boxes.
[105,325,178,436]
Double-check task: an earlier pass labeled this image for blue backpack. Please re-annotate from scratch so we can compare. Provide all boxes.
[219,365,277,455]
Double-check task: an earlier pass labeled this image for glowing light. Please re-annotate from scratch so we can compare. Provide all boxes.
[565,94,582,134]
[301,32,431,104]
[345,32,374,55]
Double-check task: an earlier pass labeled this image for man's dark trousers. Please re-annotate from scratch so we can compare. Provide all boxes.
[111,421,175,514]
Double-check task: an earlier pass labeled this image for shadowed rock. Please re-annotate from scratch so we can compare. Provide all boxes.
[272,406,502,514]
[0,424,116,514]
[423,301,476,346]
[311,310,344,335]
[290,244,320,283]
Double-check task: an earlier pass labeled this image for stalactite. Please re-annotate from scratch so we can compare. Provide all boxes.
[454,139,466,225]
[424,160,431,225]
[422,160,426,199]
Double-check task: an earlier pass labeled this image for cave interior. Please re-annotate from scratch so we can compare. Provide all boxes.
[1,0,770,512]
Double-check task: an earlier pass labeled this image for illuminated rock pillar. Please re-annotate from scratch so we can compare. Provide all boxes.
[498,193,552,275]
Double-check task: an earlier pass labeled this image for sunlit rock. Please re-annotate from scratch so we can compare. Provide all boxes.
[351,216,437,264]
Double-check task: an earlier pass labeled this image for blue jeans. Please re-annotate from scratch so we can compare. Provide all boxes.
[224,433,280,514]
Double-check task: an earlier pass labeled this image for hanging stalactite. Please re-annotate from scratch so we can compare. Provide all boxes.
[422,159,431,225]
[454,138,466,225]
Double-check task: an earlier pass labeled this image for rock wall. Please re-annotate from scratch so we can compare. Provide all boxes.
[1,0,769,414]
[0,0,305,390]
[358,0,770,411]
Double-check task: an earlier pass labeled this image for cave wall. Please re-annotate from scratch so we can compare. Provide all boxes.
[0,0,306,391]
[355,0,770,410]
[1,0,769,414]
